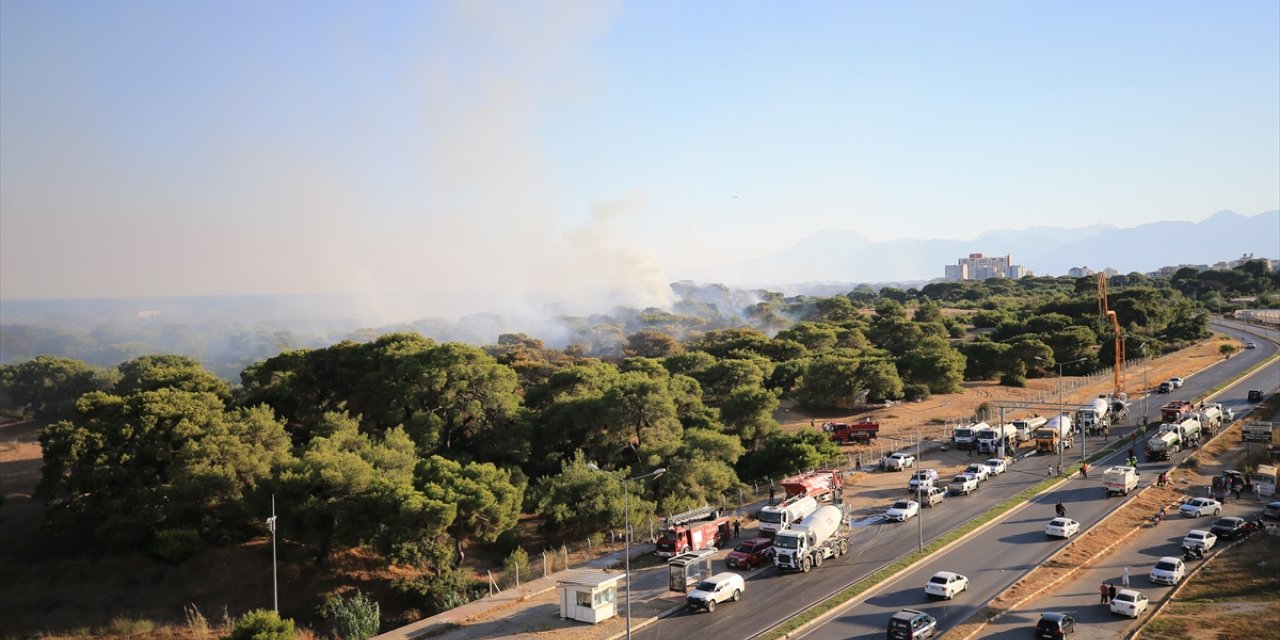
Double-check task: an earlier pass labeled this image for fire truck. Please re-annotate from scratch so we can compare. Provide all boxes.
[780,469,844,503]
[827,421,880,445]
[655,506,731,557]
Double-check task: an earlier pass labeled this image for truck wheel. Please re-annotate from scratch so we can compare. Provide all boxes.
[731,589,741,602]
[814,552,824,568]
[839,540,849,555]
[801,557,812,573]
[706,599,716,613]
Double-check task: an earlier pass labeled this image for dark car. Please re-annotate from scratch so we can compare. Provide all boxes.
[1210,516,1247,539]
[1248,390,1265,402]
[1263,501,1280,521]
[886,608,938,640]
[1036,612,1076,638]
[725,537,774,570]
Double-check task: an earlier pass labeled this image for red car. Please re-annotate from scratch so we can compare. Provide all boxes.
[725,537,775,570]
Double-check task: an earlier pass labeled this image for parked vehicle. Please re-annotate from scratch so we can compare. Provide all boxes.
[885,500,920,522]
[1181,529,1217,551]
[1169,376,1184,388]
[1158,381,1173,394]
[908,469,939,493]
[1035,416,1074,454]
[918,487,946,507]
[884,452,916,472]
[1210,516,1248,539]
[1149,556,1186,585]
[774,505,848,572]
[758,495,820,537]
[983,458,1008,475]
[1011,415,1048,442]
[780,469,844,503]
[1179,498,1222,518]
[1045,517,1080,538]
[685,572,744,612]
[725,537,775,570]
[948,473,979,496]
[964,462,991,482]
[1160,418,1201,446]
[1196,405,1224,432]
[1075,397,1111,435]
[976,423,1017,454]
[1035,612,1076,638]
[886,609,938,640]
[923,571,968,599]
[1103,466,1139,497]
[1248,389,1265,402]
[1110,589,1149,618]
[1145,431,1181,461]
[951,422,988,450]
[1160,400,1195,423]
[828,420,880,444]
[655,506,730,557]
[1263,501,1280,520]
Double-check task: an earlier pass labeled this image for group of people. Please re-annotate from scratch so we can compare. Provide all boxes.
[1098,568,1132,604]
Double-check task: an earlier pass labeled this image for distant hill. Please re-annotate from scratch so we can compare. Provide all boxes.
[690,209,1279,285]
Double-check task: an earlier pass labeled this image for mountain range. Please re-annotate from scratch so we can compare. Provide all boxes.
[690,209,1280,287]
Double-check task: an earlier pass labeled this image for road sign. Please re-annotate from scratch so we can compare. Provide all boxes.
[1241,422,1274,444]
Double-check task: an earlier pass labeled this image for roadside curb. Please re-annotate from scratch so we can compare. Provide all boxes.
[1126,533,1245,639]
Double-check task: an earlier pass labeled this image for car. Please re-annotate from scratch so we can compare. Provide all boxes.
[964,463,991,482]
[1179,498,1222,517]
[1223,406,1236,421]
[1045,517,1080,538]
[1035,612,1076,639]
[725,537,774,570]
[886,608,938,640]
[1149,556,1186,585]
[1169,376,1184,388]
[685,572,744,612]
[1263,501,1280,520]
[1158,381,1173,394]
[885,452,917,471]
[948,473,979,496]
[923,571,969,599]
[983,458,1008,475]
[918,486,947,507]
[908,469,939,492]
[885,500,920,522]
[1210,516,1248,539]
[1248,389,1265,402]
[1110,588,1150,618]
[1245,341,1257,349]
[1182,529,1217,551]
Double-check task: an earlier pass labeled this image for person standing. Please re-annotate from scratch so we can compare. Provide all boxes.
[1048,465,1055,478]
[1100,582,1110,604]
[1122,566,1130,588]
[733,519,741,539]
[1081,462,1089,479]
[1108,583,1117,603]
[769,485,776,505]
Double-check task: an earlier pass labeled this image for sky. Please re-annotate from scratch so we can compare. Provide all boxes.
[2,1,1278,318]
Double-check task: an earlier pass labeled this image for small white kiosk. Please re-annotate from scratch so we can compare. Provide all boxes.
[556,569,624,624]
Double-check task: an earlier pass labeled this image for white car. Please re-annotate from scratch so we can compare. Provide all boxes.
[1149,556,1186,585]
[964,463,991,482]
[1182,529,1217,551]
[885,500,920,522]
[1169,376,1184,388]
[1045,517,1080,538]
[948,473,979,496]
[885,452,916,471]
[1179,498,1222,518]
[1245,342,1257,349]
[1110,588,1149,618]
[924,571,969,599]
[686,572,745,612]
[983,458,1008,475]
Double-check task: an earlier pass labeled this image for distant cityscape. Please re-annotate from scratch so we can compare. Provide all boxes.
[943,252,1276,281]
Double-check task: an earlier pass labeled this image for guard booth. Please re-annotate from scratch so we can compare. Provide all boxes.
[556,569,624,624]
[667,548,716,593]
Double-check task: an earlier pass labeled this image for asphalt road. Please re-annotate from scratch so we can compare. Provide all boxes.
[630,321,1278,640]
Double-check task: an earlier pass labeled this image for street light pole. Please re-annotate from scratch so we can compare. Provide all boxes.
[904,402,946,553]
[1037,357,1086,475]
[267,494,278,613]
[589,464,665,640]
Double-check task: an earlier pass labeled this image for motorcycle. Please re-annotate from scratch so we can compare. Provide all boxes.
[1182,545,1204,561]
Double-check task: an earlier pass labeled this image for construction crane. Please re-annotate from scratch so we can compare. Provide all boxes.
[1097,273,1127,402]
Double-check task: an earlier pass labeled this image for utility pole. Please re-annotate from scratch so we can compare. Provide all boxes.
[267,494,278,613]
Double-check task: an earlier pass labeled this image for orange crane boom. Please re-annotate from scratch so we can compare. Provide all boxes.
[1097,274,1126,397]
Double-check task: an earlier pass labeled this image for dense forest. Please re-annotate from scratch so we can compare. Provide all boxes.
[1,264,1276,616]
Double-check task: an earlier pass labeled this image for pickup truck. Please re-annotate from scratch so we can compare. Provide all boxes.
[948,473,979,496]
[908,469,939,492]
[686,572,745,612]
[884,452,916,471]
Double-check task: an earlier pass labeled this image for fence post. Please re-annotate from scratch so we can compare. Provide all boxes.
[562,545,569,570]
[515,562,520,589]
[542,551,548,578]
[587,537,592,554]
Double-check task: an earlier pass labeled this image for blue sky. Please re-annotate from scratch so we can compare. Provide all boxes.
[1,1,1277,315]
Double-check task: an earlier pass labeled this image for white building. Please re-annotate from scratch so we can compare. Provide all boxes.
[944,253,1025,280]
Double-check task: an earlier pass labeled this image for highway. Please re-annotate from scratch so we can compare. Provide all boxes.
[631,321,1278,640]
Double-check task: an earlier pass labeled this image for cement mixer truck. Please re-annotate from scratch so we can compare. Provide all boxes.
[1035,416,1074,454]
[773,505,849,573]
[1075,398,1110,437]
[757,495,819,538]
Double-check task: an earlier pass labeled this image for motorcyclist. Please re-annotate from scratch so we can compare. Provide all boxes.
[1055,502,1066,518]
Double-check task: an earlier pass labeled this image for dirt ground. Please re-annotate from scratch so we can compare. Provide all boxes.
[0,334,1244,638]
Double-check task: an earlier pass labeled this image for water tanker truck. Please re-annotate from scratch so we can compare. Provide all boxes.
[1145,430,1182,460]
[1011,416,1048,442]
[757,495,819,537]
[976,423,1018,454]
[773,505,849,573]
[951,422,989,450]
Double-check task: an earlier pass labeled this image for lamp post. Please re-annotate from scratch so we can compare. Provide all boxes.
[588,464,666,640]
[266,494,278,613]
[1139,343,1149,427]
[1037,356,1087,475]
[902,402,947,552]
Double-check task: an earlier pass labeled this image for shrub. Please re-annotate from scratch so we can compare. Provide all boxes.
[230,609,295,640]
[102,616,156,636]
[329,591,380,640]
[902,384,931,402]
[153,527,204,563]
[502,547,531,588]
[999,372,1027,387]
